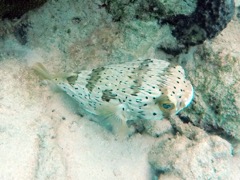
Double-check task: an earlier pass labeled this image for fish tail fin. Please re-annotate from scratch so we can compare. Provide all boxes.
[32,63,53,80]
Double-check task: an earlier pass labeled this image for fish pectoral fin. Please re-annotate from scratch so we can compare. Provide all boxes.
[96,104,129,136]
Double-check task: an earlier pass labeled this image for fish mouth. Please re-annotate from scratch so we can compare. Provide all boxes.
[175,84,194,114]
[185,84,194,108]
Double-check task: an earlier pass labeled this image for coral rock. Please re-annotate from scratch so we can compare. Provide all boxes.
[148,134,232,179]
[0,0,47,19]
[160,0,235,54]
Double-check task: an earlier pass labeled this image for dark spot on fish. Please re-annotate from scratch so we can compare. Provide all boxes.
[101,89,117,102]
[67,74,78,86]
[130,59,152,96]
[86,67,105,92]
[153,112,157,116]
[174,86,176,89]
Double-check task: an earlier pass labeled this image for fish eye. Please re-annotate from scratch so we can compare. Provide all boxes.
[157,95,175,112]
[158,101,175,112]
[162,103,173,109]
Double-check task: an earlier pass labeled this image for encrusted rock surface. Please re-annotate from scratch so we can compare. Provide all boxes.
[161,0,235,52]
[104,0,235,55]
[149,133,232,179]
[179,42,240,140]
[0,0,47,19]
[104,0,197,21]
[148,116,233,180]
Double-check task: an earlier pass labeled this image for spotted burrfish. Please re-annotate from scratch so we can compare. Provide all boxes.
[33,59,194,134]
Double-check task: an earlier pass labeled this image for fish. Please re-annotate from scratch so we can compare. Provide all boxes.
[33,59,194,135]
